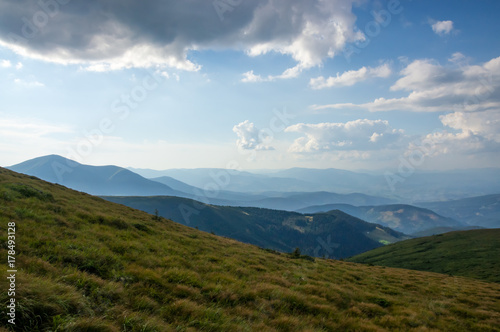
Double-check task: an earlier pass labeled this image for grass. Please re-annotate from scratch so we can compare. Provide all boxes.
[0,167,499,331]
[348,229,500,283]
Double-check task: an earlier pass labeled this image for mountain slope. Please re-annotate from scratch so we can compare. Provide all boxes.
[8,155,188,197]
[102,196,409,258]
[298,203,463,235]
[348,229,500,283]
[1,167,499,331]
[418,194,500,228]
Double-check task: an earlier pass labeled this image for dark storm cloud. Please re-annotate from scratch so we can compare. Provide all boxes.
[0,0,361,70]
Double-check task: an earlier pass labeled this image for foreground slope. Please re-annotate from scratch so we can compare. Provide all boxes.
[348,229,500,283]
[1,168,499,331]
[102,196,409,258]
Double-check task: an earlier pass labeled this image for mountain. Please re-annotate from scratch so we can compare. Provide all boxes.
[150,176,269,202]
[7,155,189,197]
[131,166,500,201]
[130,167,316,193]
[418,194,500,228]
[348,229,500,283]
[264,167,384,193]
[102,195,410,258]
[2,167,499,331]
[242,191,395,211]
[297,204,462,235]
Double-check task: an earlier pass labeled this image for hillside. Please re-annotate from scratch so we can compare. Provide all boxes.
[7,155,188,197]
[1,168,500,331]
[102,196,408,259]
[348,229,500,283]
[298,203,463,235]
[418,194,500,228]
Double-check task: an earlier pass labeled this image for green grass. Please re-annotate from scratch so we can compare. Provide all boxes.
[348,229,500,283]
[0,167,499,331]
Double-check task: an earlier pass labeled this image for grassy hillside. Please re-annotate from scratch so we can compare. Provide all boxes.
[102,196,409,259]
[1,168,499,331]
[348,229,500,283]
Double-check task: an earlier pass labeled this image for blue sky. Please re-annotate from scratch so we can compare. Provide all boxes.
[1,0,499,171]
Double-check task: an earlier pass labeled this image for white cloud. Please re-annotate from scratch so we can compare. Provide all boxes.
[312,55,500,113]
[0,0,362,72]
[15,62,23,70]
[233,120,274,150]
[284,119,406,153]
[431,20,454,36]
[14,78,44,88]
[1,59,11,68]
[309,63,391,89]
[418,109,500,156]
[241,64,304,83]
[241,70,265,83]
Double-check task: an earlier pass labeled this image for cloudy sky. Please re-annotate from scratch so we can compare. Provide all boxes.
[1,0,499,171]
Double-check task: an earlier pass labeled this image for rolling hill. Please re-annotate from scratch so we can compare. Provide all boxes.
[1,167,499,331]
[297,203,463,235]
[348,229,500,283]
[102,196,409,259]
[418,194,500,228]
[7,155,189,197]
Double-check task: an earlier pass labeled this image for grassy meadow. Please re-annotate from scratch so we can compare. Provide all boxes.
[348,229,500,283]
[0,167,499,331]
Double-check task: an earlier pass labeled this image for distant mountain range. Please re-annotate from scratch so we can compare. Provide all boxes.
[8,155,397,209]
[102,195,410,258]
[131,165,500,202]
[7,155,500,233]
[297,204,463,235]
[418,194,500,228]
[7,155,188,197]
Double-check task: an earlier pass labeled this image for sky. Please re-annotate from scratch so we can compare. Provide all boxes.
[0,0,500,171]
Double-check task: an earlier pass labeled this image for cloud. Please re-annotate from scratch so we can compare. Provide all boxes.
[284,119,406,153]
[431,20,454,36]
[241,64,304,82]
[0,0,362,72]
[15,62,23,69]
[14,78,44,87]
[233,120,274,150]
[1,59,11,68]
[309,63,391,89]
[312,55,500,113]
[415,109,500,157]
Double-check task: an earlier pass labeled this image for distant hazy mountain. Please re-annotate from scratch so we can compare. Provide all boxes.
[297,203,462,235]
[130,167,316,193]
[418,194,500,228]
[265,167,384,193]
[241,192,395,211]
[8,155,189,197]
[130,166,500,201]
[102,195,410,258]
[150,176,269,202]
